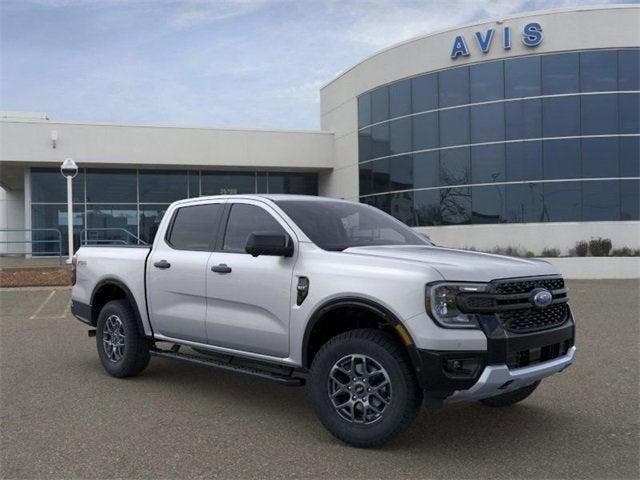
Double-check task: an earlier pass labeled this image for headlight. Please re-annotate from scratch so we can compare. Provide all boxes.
[425,282,488,329]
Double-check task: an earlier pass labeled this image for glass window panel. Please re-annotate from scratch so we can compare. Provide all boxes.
[139,204,169,244]
[439,67,469,107]
[619,92,640,134]
[412,73,438,113]
[139,170,187,203]
[505,56,541,98]
[440,187,471,225]
[31,204,84,255]
[358,93,372,128]
[31,168,85,203]
[583,180,620,221]
[472,185,505,224]
[256,173,268,194]
[542,52,579,95]
[86,205,138,244]
[412,112,438,151]
[439,147,470,186]
[414,189,441,226]
[371,193,391,215]
[505,98,542,140]
[389,191,416,226]
[267,173,317,195]
[542,96,580,137]
[359,128,373,162]
[188,171,200,198]
[223,204,285,253]
[505,183,544,223]
[581,94,618,135]
[439,107,469,147]
[201,171,255,195]
[390,79,411,118]
[620,137,640,177]
[389,117,412,155]
[470,103,504,143]
[390,155,413,191]
[582,137,619,178]
[506,141,543,182]
[470,61,504,102]
[471,144,505,184]
[413,152,439,188]
[621,179,640,220]
[86,169,136,203]
[543,139,581,180]
[543,181,581,222]
[619,49,640,91]
[372,158,390,194]
[371,123,390,158]
[580,50,618,92]
[359,163,373,196]
[168,203,224,251]
[371,87,389,123]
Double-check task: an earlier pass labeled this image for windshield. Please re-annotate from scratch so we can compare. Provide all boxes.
[275,200,430,251]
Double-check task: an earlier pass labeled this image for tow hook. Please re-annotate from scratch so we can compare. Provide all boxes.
[87,329,96,337]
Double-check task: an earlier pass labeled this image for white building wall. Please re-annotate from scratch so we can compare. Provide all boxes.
[0,186,26,254]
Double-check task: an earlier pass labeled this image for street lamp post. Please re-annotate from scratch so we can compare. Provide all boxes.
[60,158,78,263]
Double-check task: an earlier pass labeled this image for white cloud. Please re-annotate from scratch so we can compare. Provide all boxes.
[169,0,278,29]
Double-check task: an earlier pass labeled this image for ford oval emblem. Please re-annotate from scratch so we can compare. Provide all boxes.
[531,289,553,308]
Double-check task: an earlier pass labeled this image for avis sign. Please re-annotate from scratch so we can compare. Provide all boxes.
[450,22,543,59]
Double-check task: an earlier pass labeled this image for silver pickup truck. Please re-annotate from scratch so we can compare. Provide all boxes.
[71,194,576,447]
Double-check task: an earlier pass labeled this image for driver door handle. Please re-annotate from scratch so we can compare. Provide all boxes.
[153,260,171,269]
[211,264,232,274]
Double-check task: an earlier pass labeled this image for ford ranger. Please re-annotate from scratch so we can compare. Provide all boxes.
[71,194,576,447]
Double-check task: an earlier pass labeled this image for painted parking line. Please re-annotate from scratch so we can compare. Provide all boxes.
[29,289,56,319]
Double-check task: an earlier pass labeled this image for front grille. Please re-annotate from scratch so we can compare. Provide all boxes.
[506,339,572,369]
[493,277,565,295]
[498,302,568,333]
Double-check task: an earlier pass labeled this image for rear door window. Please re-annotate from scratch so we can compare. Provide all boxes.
[167,203,224,251]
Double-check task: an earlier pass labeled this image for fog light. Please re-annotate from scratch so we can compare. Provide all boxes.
[444,357,481,377]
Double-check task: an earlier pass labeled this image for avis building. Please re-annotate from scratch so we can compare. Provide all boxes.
[1,5,638,256]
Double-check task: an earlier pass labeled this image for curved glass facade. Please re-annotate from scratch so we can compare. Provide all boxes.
[357,49,640,226]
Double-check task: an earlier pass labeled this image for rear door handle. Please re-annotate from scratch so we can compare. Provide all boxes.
[153,260,171,269]
[211,264,232,274]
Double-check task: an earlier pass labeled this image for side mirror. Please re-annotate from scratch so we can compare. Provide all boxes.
[245,231,293,257]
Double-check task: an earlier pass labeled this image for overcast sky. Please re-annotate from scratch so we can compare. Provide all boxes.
[0,0,630,130]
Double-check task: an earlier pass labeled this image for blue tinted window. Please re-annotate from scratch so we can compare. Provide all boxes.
[86,169,136,203]
[390,155,413,191]
[139,205,169,243]
[583,180,620,221]
[86,205,138,238]
[414,189,441,226]
[543,96,580,137]
[619,93,640,134]
[359,163,373,196]
[470,61,504,102]
[201,172,254,195]
[359,128,372,162]
[472,185,505,224]
[31,168,85,203]
[619,49,640,91]
[471,144,505,183]
[412,112,438,150]
[505,99,542,140]
[621,179,640,220]
[390,191,416,226]
[505,56,541,98]
[372,158,390,194]
[371,87,389,123]
[412,74,438,113]
[390,80,412,118]
[371,123,390,158]
[581,137,619,178]
[505,183,544,223]
[439,67,469,107]
[543,139,581,180]
[580,51,618,92]
[358,93,371,128]
[441,187,471,225]
[543,182,581,222]
[32,204,84,254]
[581,94,618,135]
[542,53,579,94]
[620,137,640,177]
[139,170,187,203]
[440,148,470,186]
[413,152,439,188]
[439,107,469,147]
[506,141,543,182]
[267,173,317,195]
[470,103,504,143]
[389,117,412,155]
[188,171,200,198]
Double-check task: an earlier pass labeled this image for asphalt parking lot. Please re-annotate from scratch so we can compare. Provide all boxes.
[1,280,638,479]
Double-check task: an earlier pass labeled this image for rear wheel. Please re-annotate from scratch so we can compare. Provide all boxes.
[308,328,423,448]
[479,381,540,407]
[96,300,150,378]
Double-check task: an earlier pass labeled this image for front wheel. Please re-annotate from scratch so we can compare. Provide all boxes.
[308,329,423,448]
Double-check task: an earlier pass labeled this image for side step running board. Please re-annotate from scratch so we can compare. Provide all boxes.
[150,347,305,387]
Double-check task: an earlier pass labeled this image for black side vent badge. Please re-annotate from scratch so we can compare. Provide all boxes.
[297,277,310,306]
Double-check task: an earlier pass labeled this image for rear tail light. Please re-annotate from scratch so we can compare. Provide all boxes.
[70,255,77,286]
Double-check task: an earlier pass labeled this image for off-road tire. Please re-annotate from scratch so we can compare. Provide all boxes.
[96,299,150,378]
[309,328,423,448]
[479,381,540,407]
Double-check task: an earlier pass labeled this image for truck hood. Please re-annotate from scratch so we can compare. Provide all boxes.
[342,245,559,282]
